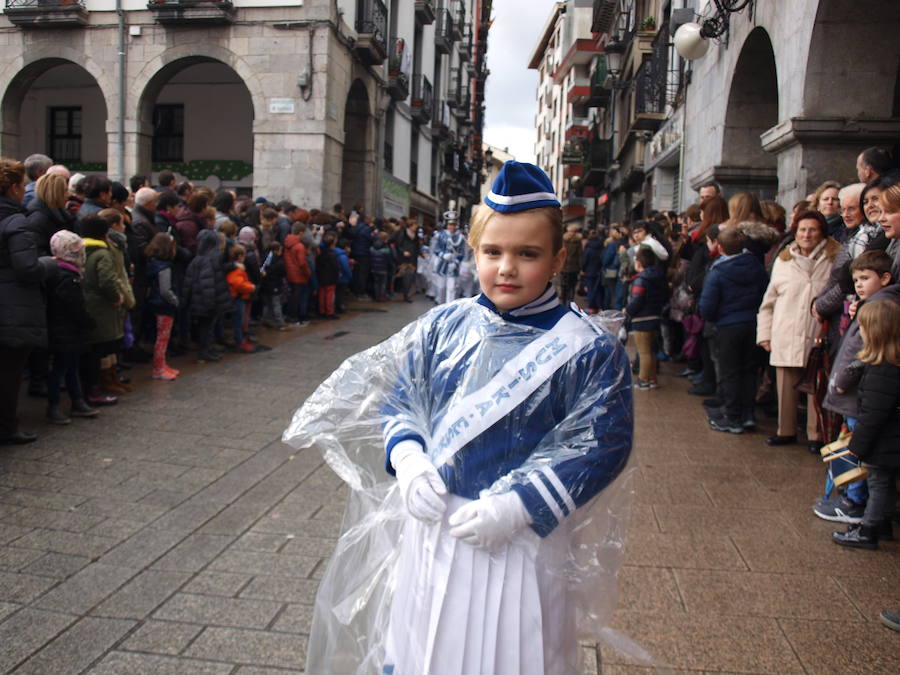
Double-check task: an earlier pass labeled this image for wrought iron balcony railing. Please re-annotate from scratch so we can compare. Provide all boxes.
[148,0,236,25]
[435,7,453,55]
[4,0,89,28]
[411,74,434,125]
[354,0,388,65]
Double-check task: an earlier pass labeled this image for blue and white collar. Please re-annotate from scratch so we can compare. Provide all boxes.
[476,284,563,325]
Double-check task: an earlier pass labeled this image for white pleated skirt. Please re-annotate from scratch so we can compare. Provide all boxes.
[384,495,576,675]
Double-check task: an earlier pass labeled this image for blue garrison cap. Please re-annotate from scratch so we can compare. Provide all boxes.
[484,160,561,213]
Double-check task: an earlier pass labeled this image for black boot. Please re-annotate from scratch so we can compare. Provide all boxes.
[47,405,71,425]
[832,523,878,550]
[70,399,99,418]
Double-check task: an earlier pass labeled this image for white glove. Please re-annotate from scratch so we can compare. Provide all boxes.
[442,252,455,261]
[448,492,532,551]
[391,441,447,523]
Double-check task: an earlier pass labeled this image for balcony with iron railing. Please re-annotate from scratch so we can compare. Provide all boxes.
[432,100,452,139]
[630,62,666,132]
[354,0,388,65]
[584,136,612,187]
[410,74,434,125]
[4,0,89,28]
[387,37,411,101]
[451,0,464,41]
[587,55,611,109]
[435,7,453,55]
[457,22,471,62]
[414,0,434,25]
[148,0,236,25]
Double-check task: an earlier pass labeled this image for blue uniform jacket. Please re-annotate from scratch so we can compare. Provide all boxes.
[380,286,633,537]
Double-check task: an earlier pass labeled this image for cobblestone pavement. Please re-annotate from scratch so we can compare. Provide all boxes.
[1,298,898,674]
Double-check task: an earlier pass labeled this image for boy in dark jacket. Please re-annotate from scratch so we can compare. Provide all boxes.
[260,242,290,330]
[370,231,393,302]
[45,231,98,423]
[626,247,669,388]
[700,226,767,433]
[581,232,605,313]
[183,229,231,362]
[316,233,341,318]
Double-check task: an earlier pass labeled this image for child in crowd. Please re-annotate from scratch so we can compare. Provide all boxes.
[626,247,668,389]
[815,250,897,523]
[285,161,633,674]
[182,229,231,363]
[226,243,257,353]
[144,232,180,380]
[44,231,99,424]
[316,233,340,319]
[260,242,290,330]
[334,238,352,314]
[699,225,768,433]
[284,223,311,325]
[259,207,279,252]
[831,299,900,549]
[581,228,605,313]
[80,215,126,405]
[370,230,393,302]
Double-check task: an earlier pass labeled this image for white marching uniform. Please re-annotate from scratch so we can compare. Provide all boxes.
[283,287,635,675]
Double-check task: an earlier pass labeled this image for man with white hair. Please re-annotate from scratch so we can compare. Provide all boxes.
[23,153,53,208]
[129,187,161,350]
[46,164,70,180]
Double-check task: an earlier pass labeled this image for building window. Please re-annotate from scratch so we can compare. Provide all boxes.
[152,104,184,162]
[48,107,81,163]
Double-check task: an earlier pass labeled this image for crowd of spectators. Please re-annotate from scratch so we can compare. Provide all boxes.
[0,155,440,444]
[569,146,900,552]
[2,147,899,559]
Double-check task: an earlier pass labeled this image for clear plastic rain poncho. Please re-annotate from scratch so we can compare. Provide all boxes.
[283,298,639,675]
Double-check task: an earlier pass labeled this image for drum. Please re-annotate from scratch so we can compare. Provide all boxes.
[822,444,868,489]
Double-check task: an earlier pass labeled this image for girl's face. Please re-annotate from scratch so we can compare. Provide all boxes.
[474,211,565,312]
[878,196,900,239]
[863,188,882,223]
[795,218,824,254]
[818,187,840,216]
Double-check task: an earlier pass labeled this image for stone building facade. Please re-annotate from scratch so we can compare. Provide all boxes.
[539,0,900,223]
[0,0,490,220]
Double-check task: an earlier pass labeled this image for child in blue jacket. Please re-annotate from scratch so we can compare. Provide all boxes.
[626,247,668,388]
[699,226,768,432]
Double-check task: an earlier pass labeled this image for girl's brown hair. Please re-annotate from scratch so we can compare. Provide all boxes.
[857,300,900,366]
[36,172,67,209]
[144,232,176,260]
[696,195,728,241]
[227,243,246,262]
[467,204,564,253]
[879,183,900,213]
[726,192,764,226]
[0,158,25,195]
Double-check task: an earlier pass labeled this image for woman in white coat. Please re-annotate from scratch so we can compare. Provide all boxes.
[757,210,840,452]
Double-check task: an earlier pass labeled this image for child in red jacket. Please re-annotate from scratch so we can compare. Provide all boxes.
[226,244,256,352]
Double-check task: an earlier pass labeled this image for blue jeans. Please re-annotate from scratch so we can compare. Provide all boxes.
[290,283,310,322]
[232,298,246,343]
[585,276,603,311]
[48,351,83,406]
[845,417,869,504]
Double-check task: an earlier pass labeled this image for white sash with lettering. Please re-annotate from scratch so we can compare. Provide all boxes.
[430,312,594,467]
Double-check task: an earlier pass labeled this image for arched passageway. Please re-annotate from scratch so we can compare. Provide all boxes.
[341,78,374,211]
[137,58,254,192]
[1,60,107,170]
[721,27,778,199]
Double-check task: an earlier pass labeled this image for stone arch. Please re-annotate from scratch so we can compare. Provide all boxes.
[132,50,256,189]
[341,78,375,211]
[803,0,900,118]
[0,51,112,162]
[720,26,779,199]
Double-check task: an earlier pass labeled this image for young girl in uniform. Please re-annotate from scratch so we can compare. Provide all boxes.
[285,162,634,675]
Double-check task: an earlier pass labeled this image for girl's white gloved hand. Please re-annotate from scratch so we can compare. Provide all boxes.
[391,441,447,523]
[448,491,532,551]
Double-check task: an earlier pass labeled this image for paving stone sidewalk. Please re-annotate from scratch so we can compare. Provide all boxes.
[1,298,898,674]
